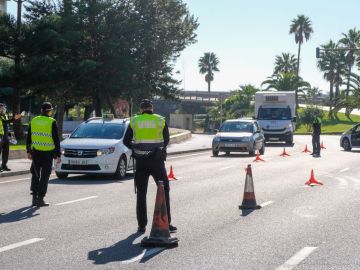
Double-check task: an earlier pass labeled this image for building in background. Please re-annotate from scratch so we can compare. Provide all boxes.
[0,0,7,14]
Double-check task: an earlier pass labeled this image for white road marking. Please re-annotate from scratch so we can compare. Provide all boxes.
[121,248,164,263]
[345,176,360,187]
[220,165,236,171]
[336,177,348,188]
[167,152,210,160]
[0,238,45,253]
[0,178,30,184]
[339,168,350,173]
[260,201,274,207]
[276,246,318,270]
[55,196,98,206]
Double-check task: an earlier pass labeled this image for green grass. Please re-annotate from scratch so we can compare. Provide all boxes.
[295,110,360,133]
[9,139,26,151]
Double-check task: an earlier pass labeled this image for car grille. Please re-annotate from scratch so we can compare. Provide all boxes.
[64,149,97,158]
[220,138,246,142]
[261,128,286,132]
[61,164,101,171]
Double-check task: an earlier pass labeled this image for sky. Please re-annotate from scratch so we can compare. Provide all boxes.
[7,0,360,93]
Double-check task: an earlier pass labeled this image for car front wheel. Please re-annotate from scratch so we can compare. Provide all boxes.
[56,172,68,179]
[342,138,352,151]
[212,150,219,157]
[114,155,127,179]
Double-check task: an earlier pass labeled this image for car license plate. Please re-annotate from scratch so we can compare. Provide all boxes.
[225,143,238,147]
[269,137,279,141]
[69,159,88,165]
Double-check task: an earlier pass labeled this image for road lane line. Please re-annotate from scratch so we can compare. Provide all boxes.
[55,196,98,206]
[339,168,349,173]
[336,177,348,188]
[276,247,318,270]
[167,152,210,160]
[121,248,164,263]
[220,165,236,171]
[260,201,274,207]
[0,178,30,184]
[345,176,360,185]
[0,238,45,253]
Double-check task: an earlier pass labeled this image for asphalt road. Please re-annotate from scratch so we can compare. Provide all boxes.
[1,135,360,270]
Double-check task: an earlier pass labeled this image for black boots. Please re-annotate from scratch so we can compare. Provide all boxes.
[37,197,49,207]
[32,194,38,206]
[31,193,49,207]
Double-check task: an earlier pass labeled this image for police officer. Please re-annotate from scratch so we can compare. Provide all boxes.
[312,112,322,158]
[123,99,177,234]
[0,103,21,172]
[26,102,61,207]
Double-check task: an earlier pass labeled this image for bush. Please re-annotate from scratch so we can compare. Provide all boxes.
[298,107,324,132]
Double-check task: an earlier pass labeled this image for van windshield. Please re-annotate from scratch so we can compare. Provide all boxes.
[71,123,125,139]
[258,107,291,120]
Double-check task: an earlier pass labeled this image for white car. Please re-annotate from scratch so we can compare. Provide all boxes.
[340,123,360,151]
[54,117,134,179]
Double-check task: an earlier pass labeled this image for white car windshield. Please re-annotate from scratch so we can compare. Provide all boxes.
[71,123,125,139]
[220,122,253,133]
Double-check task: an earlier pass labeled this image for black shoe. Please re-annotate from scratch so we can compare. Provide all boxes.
[37,197,49,207]
[169,224,177,233]
[1,166,11,171]
[137,227,146,233]
[32,195,38,207]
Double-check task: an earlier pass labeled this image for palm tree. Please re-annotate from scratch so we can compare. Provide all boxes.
[339,28,360,96]
[261,72,311,94]
[274,52,297,74]
[198,52,220,92]
[289,15,313,108]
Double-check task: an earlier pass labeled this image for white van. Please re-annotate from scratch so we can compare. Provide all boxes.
[255,91,296,144]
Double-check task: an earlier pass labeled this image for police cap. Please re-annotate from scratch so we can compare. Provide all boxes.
[41,102,54,112]
[140,99,153,109]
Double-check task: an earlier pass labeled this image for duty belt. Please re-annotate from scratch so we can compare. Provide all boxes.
[133,149,152,156]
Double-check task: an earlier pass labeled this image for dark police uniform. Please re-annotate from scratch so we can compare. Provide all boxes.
[312,116,322,157]
[0,111,16,172]
[26,103,61,206]
[123,100,176,233]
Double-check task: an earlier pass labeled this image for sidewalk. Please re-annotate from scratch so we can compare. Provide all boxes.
[1,134,214,178]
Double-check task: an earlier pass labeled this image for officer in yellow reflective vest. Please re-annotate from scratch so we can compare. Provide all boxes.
[26,102,61,207]
[123,99,177,234]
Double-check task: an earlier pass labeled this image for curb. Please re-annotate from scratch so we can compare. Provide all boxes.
[294,133,342,135]
[169,130,192,144]
[0,170,30,178]
[168,147,212,156]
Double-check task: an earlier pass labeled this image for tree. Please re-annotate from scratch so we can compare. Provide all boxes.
[261,72,311,95]
[289,15,313,107]
[274,52,297,74]
[198,52,220,92]
[339,28,360,96]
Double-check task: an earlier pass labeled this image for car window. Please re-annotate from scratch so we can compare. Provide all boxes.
[220,122,254,133]
[71,123,125,139]
[355,125,360,132]
[258,107,291,120]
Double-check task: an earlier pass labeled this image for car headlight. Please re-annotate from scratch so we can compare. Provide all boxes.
[242,137,251,142]
[61,147,65,155]
[97,147,116,156]
[213,136,221,142]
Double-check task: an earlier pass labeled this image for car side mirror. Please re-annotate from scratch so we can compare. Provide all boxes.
[214,129,219,133]
[255,130,260,133]
[292,117,297,123]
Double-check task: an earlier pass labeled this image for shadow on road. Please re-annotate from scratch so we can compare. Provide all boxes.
[241,209,256,217]
[88,232,164,264]
[0,206,39,224]
[265,142,294,147]
[50,174,134,185]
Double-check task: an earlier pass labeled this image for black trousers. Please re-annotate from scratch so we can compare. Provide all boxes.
[30,150,53,197]
[134,158,171,228]
[0,138,9,167]
[312,134,321,155]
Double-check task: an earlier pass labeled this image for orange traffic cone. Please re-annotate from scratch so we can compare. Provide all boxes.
[141,181,179,247]
[280,148,290,157]
[305,169,323,186]
[239,164,261,210]
[320,141,326,150]
[253,151,265,162]
[167,165,177,181]
[302,144,311,153]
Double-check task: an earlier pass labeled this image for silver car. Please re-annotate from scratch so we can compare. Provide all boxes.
[212,119,265,157]
[340,123,360,151]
